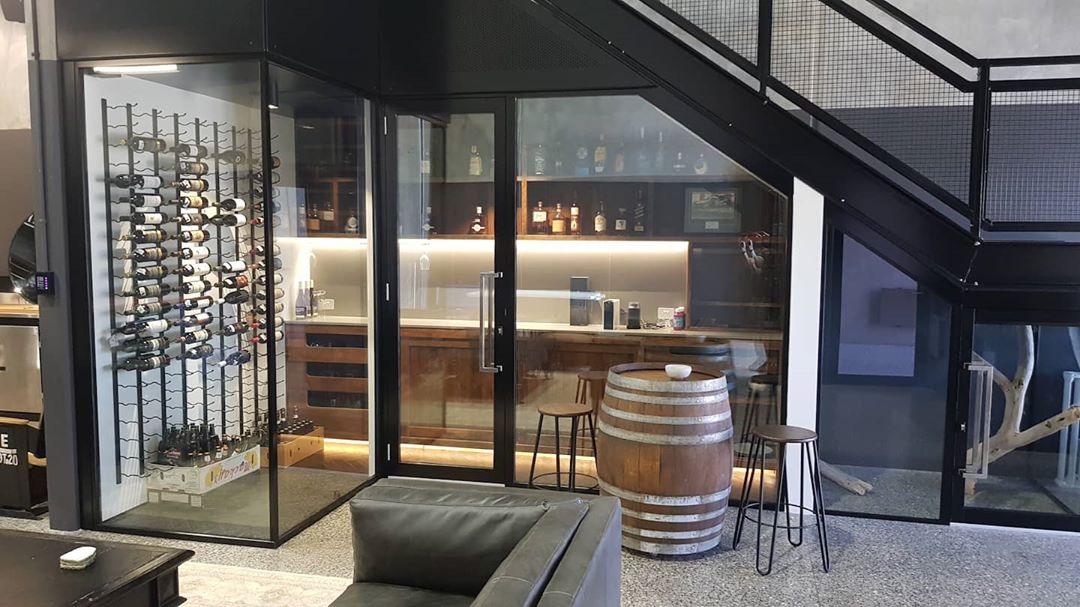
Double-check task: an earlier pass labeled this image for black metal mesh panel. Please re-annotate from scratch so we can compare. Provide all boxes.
[986,90,1080,224]
[771,0,972,204]
[657,0,759,63]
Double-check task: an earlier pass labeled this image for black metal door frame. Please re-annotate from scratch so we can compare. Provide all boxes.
[377,96,517,485]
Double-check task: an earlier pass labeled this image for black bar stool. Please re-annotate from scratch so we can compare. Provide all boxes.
[528,402,597,492]
[737,374,779,457]
[732,424,830,575]
[575,370,607,448]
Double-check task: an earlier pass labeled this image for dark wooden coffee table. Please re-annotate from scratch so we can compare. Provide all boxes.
[0,530,194,606]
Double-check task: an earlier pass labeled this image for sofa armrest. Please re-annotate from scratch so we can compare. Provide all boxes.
[537,497,622,607]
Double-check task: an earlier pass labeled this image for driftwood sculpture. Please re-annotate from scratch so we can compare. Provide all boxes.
[967,325,1080,494]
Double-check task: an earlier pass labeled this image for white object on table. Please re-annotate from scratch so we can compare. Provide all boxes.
[665,364,692,380]
[59,546,97,571]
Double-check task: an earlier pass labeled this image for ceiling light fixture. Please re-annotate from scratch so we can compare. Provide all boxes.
[92,64,179,76]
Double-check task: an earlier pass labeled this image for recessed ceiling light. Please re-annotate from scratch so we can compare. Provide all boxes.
[93,64,179,75]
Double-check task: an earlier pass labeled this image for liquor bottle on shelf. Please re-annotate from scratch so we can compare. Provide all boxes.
[121,137,168,153]
[181,280,212,295]
[129,246,169,262]
[593,134,608,175]
[172,178,210,193]
[210,213,247,227]
[552,142,565,176]
[125,302,176,317]
[216,149,246,164]
[218,260,248,274]
[183,296,214,311]
[224,349,253,366]
[632,189,648,234]
[295,281,310,319]
[176,195,211,209]
[635,126,650,174]
[173,143,209,158]
[654,131,666,174]
[220,322,250,337]
[594,201,607,234]
[110,174,164,189]
[124,229,169,244]
[532,143,547,176]
[531,200,549,235]
[613,139,626,175]
[694,152,709,176]
[185,344,215,360]
[173,213,208,226]
[569,201,581,235]
[671,151,689,175]
[297,198,307,228]
[224,290,251,305]
[118,194,164,207]
[319,201,336,224]
[132,265,170,280]
[217,197,246,212]
[306,205,321,232]
[250,243,282,258]
[218,275,249,290]
[181,312,214,328]
[252,329,285,344]
[176,262,212,277]
[175,161,210,176]
[551,203,567,236]
[174,245,211,260]
[183,329,213,345]
[117,318,172,336]
[120,336,171,354]
[574,142,590,177]
[470,205,486,235]
[614,207,628,234]
[468,145,483,177]
[117,354,171,372]
[178,229,208,243]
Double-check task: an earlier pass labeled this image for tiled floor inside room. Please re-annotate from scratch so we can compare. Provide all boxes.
[3,501,1080,606]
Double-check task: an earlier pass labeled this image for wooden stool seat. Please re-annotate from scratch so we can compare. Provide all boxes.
[752,424,817,443]
[750,373,780,386]
[577,370,608,382]
[537,401,593,418]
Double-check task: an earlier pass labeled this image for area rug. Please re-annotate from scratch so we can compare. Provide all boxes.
[180,561,350,607]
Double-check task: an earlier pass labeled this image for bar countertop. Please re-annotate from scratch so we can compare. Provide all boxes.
[291,315,781,342]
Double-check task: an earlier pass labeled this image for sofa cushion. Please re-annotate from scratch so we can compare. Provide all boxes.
[537,497,622,607]
[329,582,473,607]
[472,500,588,607]
[351,486,547,596]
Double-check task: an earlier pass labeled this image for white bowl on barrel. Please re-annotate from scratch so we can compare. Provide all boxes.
[665,364,692,380]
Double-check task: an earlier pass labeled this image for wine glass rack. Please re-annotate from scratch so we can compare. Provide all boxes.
[100,99,284,485]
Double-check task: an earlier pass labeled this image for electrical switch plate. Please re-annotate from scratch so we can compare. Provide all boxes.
[321,298,335,311]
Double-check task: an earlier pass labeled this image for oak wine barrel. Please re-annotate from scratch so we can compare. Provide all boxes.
[596,362,733,556]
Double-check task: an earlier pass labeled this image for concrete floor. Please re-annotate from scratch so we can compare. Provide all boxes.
[4,501,1080,606]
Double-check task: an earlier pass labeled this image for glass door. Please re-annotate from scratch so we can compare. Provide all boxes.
[955,315,1080,532]
[384,99,513,482]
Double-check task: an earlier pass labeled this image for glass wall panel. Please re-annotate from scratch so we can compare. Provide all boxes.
[968,322,1080,518]
[514,96,788,504]
[269,64,372,536]
[817,231,951,520]
[84,61,270,540]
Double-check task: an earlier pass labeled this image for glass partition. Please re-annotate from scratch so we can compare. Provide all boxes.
[513,96,789,507]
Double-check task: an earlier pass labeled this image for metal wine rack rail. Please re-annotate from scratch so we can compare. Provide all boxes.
[101,99,283,483]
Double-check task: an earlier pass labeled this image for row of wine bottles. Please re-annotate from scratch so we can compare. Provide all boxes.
[117,345,259,372]
[121,285,286,316]
[116,303,285,337]
[119,320,285,353]
[116,193,279,213]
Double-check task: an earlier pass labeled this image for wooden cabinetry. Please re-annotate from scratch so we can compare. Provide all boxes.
[285,324,368,441]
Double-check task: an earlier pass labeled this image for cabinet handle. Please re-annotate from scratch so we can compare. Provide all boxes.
[962,361,994,479]
[479,272,502,373]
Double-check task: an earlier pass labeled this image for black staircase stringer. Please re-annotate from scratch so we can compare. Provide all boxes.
[538,0,977,286]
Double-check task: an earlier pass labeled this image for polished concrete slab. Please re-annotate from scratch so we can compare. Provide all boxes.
[3,502,1079,605]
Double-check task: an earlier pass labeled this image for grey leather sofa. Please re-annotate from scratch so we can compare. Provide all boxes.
[330,478,622,607]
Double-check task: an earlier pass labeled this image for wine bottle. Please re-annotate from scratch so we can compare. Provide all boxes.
[129,283,175,298]
[174,213,209,226]
[261,272,284,286]
[126,302,176,317]
[119,194,164,207]
[185,344,215,360]
[130,247,169,262]
[123,212,168,225]
[225,350,253,366]
[176,161,209,176]
[295,281,310,319]
[217,198,246,212]
[252,257,282,271]
[216,149,246,164]
[253,302,284,316]
[184,297,214,311]
[220,322,250,336]
[224,290,251,305]
[173,178,210,193]
[218,260,248,274]
[182,312,214,328]
[176,195,211,209]
[252,330,284,344]
[117,318,171,335]
[118,354,171,372]
[218,275,249,289]
[256,287,285,301]
[249,215,281,228]
[111,174,164,189]
[133,265,170,280]
[177,262,212,277]
[121,336,171,354]
[127,229,168,244]
[211,213,247,227]
[173,143,209,158]
[175,246,210,260]
[183,329,213,344]
[122,137,168,153]
[250,244,281,258]
[181,280,212,295]
[178,230,209,243]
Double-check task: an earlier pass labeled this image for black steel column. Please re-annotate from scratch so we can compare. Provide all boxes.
[757,0,774,98]
[967,63,992,240]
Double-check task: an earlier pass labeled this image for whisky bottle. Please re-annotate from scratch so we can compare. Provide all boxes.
[654,131,666,174]
[117,318,172,335]
[532,200,549,235]
[130,247,169,262]
[118,354,171,372]
[593,134,608,175]
[574,143,590,177]
[175,246,210,260]
[217,198,246,212]
[121,336,171,354]
[122,137,168,153]
[632,189,647,234]
[468,145,483,177]
[184,344,215,360]
[111,174,164,189]
[178,230,208,243]
[532,143,547,176]
[614,207,628,234]
[569,201,581,235]
[671,151,689,175]
[551,203,567,236]
[176,161,210,176]
[635,126,650,174]
[177,262,212,277]
[613,139,626,174]
[470,206,486,235]
[320,202,336,223]
[306,205,321,232]
[119,194,164,207]
[173,143,209,158]
[183,329,213,344]
[594,202,607,234]
[182,312,214,328]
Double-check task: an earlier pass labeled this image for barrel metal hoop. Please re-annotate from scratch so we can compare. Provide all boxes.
[598,479,732,505]
[623,521,726,540]
[600,403,731,425]
[598,420,734,446]
[621,535,723,556]
[607,363,728,393]
[621,505,727,523]
[603,386,728,406]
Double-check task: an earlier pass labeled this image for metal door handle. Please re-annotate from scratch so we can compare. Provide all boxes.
[963,361,994,479]
[479,272,503,373]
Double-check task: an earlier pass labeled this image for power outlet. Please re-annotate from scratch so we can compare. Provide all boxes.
[320,298,335,311]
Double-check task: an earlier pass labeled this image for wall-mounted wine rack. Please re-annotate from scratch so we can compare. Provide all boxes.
[100,99,284,486]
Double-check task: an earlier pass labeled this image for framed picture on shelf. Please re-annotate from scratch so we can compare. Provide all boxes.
[683,185,742,234]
